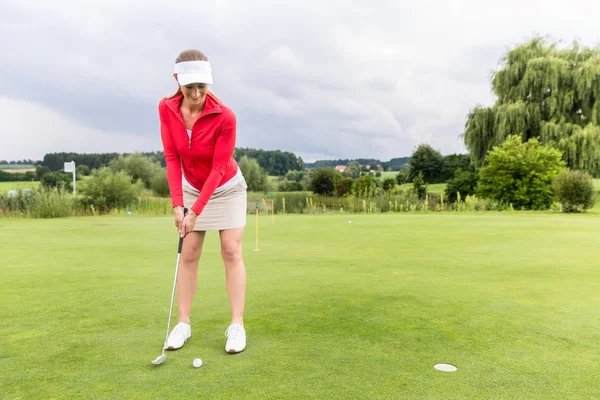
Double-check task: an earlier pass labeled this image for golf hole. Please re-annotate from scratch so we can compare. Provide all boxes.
[434,363,457,372]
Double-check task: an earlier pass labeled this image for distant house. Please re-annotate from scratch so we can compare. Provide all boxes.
[335,165,347,172]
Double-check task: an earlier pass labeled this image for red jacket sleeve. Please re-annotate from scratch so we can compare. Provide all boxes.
[190,110,237,215]
[159,100,184,208]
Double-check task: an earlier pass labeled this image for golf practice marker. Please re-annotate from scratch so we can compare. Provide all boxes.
[254,201,260,251]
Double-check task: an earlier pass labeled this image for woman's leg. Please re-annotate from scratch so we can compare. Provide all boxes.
[219,226,246,325]
[165,230,205,350]
[177,230,206,324]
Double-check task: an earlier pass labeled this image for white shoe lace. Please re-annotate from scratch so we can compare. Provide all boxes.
[225,324,244,338]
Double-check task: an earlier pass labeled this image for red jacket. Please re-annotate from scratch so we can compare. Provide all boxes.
[159,93,239,216]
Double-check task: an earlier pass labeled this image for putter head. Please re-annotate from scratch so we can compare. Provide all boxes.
[151,354,167,365]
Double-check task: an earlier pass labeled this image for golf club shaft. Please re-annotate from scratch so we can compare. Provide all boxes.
[162,208,188,351]
[163,238,183,349]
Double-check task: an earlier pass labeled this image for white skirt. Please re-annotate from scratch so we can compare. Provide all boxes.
[183,178,247,231]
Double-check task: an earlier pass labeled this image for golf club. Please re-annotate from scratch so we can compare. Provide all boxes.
[152,208,187,365]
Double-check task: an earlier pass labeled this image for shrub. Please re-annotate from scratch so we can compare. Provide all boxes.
[382,177,396,192]
[278,180,305,192]
[553,170,597,212]
[109,153,161,189]
[40,171,72,192]
[239,156,268,192]
[445,168,479,203]
[150,168,170,197]
[80,168,143,213]
[336,177,354,196]
[308,167,339,196]
[477,135,566,210]
[412,171,427,200]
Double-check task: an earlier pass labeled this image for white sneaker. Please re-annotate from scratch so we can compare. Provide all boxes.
[165,322,191,350]
[225,324,246,353]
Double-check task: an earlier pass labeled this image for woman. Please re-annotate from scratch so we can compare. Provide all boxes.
[158,49,247,354]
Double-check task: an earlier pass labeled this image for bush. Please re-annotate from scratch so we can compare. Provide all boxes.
[109,153,161,189]
[444,169,479,203]
[150,168,170,197]
[553,170,597,212]
[80,168,143,213]
[382,177,396,192]
[336,177,354,196]
[40,171,72,192]
[239,156,268,192]
[477,135,566,210]
[354,174,380,197]
[308,167,339,196]
[411,171,427,200]
[278,180,305,192]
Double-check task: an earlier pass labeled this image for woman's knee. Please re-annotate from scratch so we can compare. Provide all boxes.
[221,240,242,264]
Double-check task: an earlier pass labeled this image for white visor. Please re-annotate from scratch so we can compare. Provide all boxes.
[174,60,213,85]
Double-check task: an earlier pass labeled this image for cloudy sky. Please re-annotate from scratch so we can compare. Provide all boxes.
[1,0,599,163]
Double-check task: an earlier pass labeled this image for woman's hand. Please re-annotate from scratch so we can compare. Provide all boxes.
[173,206,185,234]
[180,211,198,237]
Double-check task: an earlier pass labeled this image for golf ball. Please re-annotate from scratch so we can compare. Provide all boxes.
[348,220,352,224]
[193,358,203,368]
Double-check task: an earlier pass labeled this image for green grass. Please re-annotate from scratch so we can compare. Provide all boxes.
[2,212,600,399]
[0,180,40,192]
[380,171,399,179]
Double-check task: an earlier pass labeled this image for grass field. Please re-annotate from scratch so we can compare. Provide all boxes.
[1,211,600,399]
[0,181,40,192]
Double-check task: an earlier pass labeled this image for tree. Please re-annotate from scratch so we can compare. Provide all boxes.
[477,135,566,209]
[411,171,427,200]
[382,177,396,192]
[408,144,444,183]
[234,148,303,176]
[462,36,600,176]
[40,172,71,192]
[80,168,143,213]
[109,153,161,189]
[344,161,362,179]
[238,156,268,192]
[308,167,339,196]
[444,169,479,203]
[440,154,473,181]
[336,177,354,196]
[354,174,379,197]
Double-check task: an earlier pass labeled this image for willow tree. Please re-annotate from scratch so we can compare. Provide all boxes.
[462,37,600,176]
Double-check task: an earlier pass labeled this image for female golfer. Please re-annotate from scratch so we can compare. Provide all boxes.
[158,49,247,354]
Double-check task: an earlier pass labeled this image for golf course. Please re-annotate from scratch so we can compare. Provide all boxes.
[2,209,599,399]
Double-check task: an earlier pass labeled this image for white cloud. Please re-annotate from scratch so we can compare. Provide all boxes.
[0,97,160,161]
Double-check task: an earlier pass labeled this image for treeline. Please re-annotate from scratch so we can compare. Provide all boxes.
[41,152,166,171]
[0,159,38,165]
[305,158,380,169]
[304,157,411,171]
[38,148,305,177]
[232,148,304,176]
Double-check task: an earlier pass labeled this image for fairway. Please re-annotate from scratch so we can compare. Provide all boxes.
[0,181,40,192]
[1,211,600,399]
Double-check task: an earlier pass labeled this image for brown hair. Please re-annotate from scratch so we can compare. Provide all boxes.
[169,49,222,103]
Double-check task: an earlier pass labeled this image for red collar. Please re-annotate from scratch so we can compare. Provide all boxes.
[165,93,222,127]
